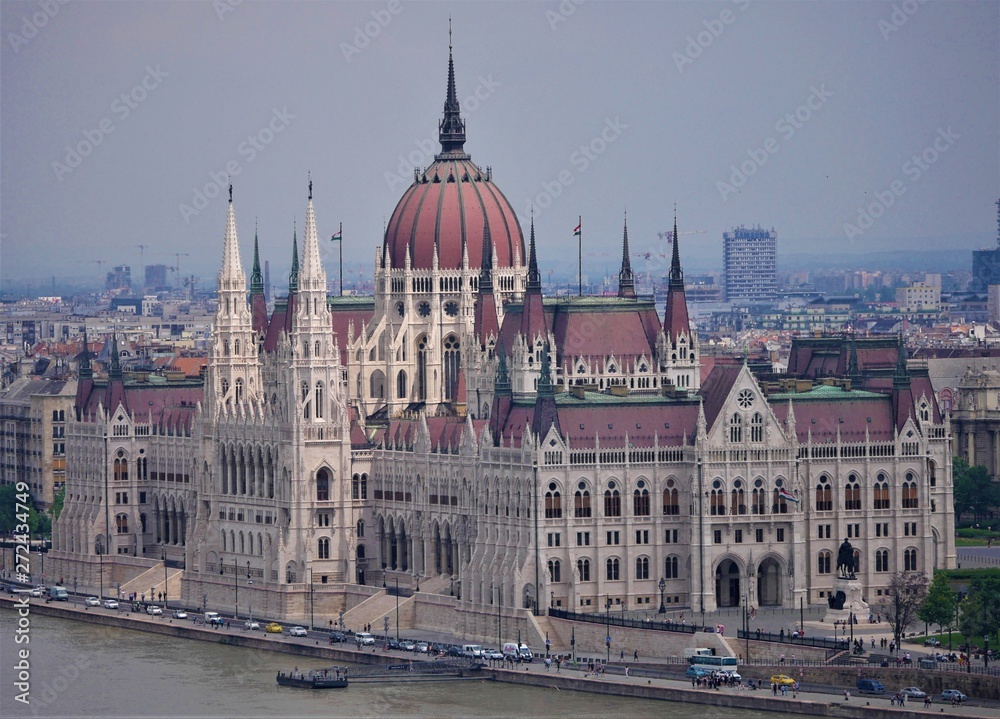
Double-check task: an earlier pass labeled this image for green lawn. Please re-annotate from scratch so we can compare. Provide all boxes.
[908,632,994,650]
[955,537,992,547]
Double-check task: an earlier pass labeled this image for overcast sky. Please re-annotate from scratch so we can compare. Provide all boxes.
[1,0,997,292]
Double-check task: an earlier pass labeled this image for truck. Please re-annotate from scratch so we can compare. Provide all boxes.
[48,586,69,601]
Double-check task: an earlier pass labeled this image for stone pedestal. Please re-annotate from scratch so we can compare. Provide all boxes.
[824,576,869,624]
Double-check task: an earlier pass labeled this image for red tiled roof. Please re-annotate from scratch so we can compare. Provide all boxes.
[700,365,742,428]
[771,396,895,444]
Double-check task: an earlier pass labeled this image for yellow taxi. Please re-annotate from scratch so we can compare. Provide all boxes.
[770,674,796,686]
[265,622,283,634]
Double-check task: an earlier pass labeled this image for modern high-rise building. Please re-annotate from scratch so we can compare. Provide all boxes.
[723,225,777,302]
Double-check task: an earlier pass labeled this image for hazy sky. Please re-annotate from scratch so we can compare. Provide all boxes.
[1,0,997,291]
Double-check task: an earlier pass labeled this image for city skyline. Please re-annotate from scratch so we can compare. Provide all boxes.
[1,1,997,289]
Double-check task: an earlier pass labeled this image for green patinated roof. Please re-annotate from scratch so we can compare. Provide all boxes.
[768,384,885,401]
[500,295,657,314]
[509,390,696,407]
[328,296,375,309]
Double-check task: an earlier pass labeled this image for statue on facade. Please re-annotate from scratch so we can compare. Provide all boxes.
[836,539,857,579]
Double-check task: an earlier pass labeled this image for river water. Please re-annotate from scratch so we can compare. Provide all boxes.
[1,610,773,719]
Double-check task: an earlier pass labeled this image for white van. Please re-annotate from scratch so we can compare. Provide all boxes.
[518,644,533,663]
[204,611,223,626]
[502,642,520,660]
[462,644,484,658]
[356,632,375,645]
[683,647,712,659]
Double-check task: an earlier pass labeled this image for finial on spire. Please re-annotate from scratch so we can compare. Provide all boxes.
[308,172,312,201]
[527,210,541,290]
[668,204,684,289]
[618,210,635,298]
[438,22,467,156]
[289,219,299,293]
[229,181,233,204]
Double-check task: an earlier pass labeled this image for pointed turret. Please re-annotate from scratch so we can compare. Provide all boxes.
[531,343,562,440]
[892,333,914,432]
[438,22,467,157]
[300,178,326,288]
[473,222,500,347]
[663,210,691,342]
[519,214,547,341]
[250,221,268,337]
[288,221,299,294]
[847,333,862,386]
[104,330,128,415]
[489,339,513,445]
[617,213,635,298]
[75,327,93,416]
[219,184,245,286]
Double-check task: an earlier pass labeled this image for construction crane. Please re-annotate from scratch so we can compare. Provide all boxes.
[657,229,707,241]
[92,260,106,286]
[172,253,190,289]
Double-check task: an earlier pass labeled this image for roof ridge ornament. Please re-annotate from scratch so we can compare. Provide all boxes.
[438,21,468,157]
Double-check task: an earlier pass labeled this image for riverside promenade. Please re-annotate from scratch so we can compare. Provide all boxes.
[3,594,997,719]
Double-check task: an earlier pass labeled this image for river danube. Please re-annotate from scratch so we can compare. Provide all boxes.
[1,610,774,718]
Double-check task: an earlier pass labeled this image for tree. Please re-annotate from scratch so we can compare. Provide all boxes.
[952,456,999,523]
[958,575,1000,641]
[49,486,65,523]
[919,572,957,634]
[0,484,50,536]
[878,571,929,655]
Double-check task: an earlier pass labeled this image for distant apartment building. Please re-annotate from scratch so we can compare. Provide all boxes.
[895,282,941,312]
[145,264,170,292]
[0,376,76,509]
[105,265,132,292]
[723,225,776,302]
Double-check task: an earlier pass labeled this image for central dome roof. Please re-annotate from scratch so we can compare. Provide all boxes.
[383,46,524,272]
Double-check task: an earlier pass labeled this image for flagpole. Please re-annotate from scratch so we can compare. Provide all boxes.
[338,222,343,297]
[578,215,582,297]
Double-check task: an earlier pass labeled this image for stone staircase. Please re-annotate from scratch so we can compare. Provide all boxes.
[341,590,413,634]
[415,574,451,596]
[118,564,183,603]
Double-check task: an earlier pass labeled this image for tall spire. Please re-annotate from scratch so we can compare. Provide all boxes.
[526,212,541,291]
[618,212,635,298]
[668,206,684,290]
[893,332,910,388]
[479,221,494,291]
[79,327,92,378]
[288,221,299,294]
[250,219,264,296]
[108,329,122,381]
[495,338,510,393]
[847,333,862,385]
[438,19,467,156]
[220,183,245,284]
[301,176,325,284]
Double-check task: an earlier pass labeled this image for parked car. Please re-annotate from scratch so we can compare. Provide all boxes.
[329,631,348,644]
[103,599,119,610]
[416,642,430,654]
[289,626,307,637]
[483,648,504,660]
[447,645,465,657]
[244,619,260,630]
[265,622,283,634]
[145,605,163,616]
[172,610,188,619]
[29,586,44,598]
[687,666,712,679]
[400,640,416,651]
[84,596,100,607]
[770,674,797,686]
[385,638,401,650]
[941,690,967,703]
[900,687,927,699]
[857,679,886,695]
[924,638,941,647]
[718,670,742,681]
[355,632,375,645]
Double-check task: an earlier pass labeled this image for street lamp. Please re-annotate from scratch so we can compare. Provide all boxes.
[37,551,44,586]
[395,576,400,642]
[308,567,314,632]
[658,578,666,614]
[161,549,168,609]
[247,561,252,628]
[605,596,612,665]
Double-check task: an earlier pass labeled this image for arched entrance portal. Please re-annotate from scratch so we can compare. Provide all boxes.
[756,557,783,606]
[715,558,741,608]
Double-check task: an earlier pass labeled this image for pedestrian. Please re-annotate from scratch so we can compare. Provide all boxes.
[556,656,561,672]
[772,682,777,695]
[871,637,875,648]
[844,690,850,701]
[620,650,624,661]
[633,649,638,662]
[624,665,629,677]
[779,653,785,664]
[890,695,896,706]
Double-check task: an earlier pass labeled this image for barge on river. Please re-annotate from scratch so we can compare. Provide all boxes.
[276,666,348,689]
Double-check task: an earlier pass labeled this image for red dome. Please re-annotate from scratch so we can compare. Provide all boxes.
[383,158,524,271]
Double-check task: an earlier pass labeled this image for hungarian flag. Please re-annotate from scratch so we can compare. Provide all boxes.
[778,488,800,503]
[573,223,581,237]
[331,230,342,241]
